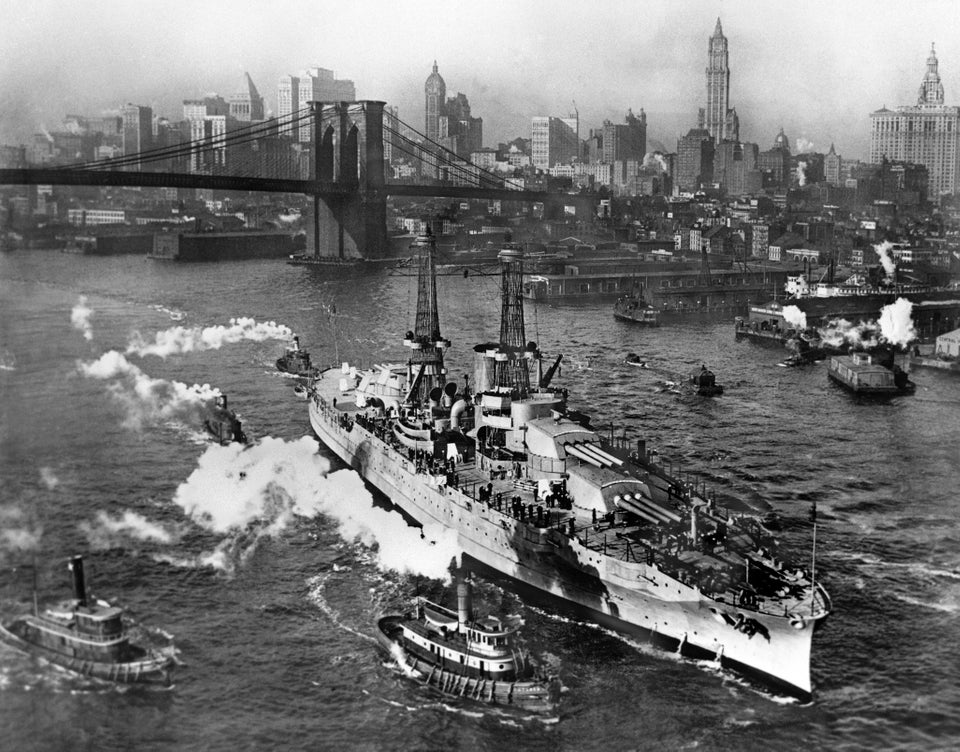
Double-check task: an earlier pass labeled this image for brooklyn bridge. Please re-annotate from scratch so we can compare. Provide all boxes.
[0,101,596,259]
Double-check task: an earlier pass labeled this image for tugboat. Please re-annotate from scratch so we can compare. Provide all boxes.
[308,234,831,700]
[276,335,318,378]
[614,285,661,326]
[690,365,724,396]
[0,556,175,684]
[377,579,560,713]
[827,348,915,396]
[203,394,247,444]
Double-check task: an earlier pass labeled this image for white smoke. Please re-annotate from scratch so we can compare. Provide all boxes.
[795,137,815,154]
[797,161,807,187]
[80,510,175,550]
[781,305,807,330]
[78,350,223,431]
[40,467,60,490]
[126,317,293,358]
[277,212,301,224]
[818,318,881,350]
[874,241,897,278]
[0,506,42,553]
[71,296,94,341]
[172,436,461,580]
[642,152,669,173]
[879,298,916,347]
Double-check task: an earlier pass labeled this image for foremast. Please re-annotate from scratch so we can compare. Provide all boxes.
[402,228,450,407]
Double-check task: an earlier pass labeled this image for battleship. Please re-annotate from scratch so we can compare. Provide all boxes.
[307,232,831,700]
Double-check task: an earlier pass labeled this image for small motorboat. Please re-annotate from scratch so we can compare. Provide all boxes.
[276,335,318,378]
[690,365,724,396]
[376,580,560,713]
[0,555,175,684]
[625,353,648,368]
[203,394,247,445]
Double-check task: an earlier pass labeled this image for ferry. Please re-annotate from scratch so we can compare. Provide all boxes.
[0,556,174,684]
[377,579,560,712]
[307,234,831,700]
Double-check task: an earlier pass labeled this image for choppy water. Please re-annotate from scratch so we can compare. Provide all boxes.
[1,248,959,751]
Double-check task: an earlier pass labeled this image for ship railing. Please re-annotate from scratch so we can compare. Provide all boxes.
[32,617,127,643]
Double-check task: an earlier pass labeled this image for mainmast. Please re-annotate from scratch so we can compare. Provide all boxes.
[492,244,534,397]
[403,229,450,405]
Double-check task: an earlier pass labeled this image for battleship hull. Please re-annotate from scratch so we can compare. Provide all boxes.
[309,381,822,700]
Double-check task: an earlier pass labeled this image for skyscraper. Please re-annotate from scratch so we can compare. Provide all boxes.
[229,73,265,123]
[531,116,579,170]
[424,61,446,144]
[601,109,647,163]
[676,128,713,191]
[870,45,960,197]
[120,104,152,170]
[704,18,738,144]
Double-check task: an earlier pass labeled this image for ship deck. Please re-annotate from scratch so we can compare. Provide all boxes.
[310,367,827,621]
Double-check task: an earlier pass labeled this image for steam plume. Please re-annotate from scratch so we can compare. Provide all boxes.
[0,506,42,554]
[78,350,223,431]
[795,137,815,154]
[874,241,897,278]
[71,296,94,340]
[126,317,293,358]
[879,298,916,347]
[797,161,807,187]
[172,437,461,580]
[80,510,175,550]
[781,305,807,330]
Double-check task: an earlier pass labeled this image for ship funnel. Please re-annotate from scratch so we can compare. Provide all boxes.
[68,555,87,607]
[457,578,473,628]
[442,381,457,407]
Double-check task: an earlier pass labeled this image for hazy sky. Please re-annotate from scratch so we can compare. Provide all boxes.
[3,0,960,160]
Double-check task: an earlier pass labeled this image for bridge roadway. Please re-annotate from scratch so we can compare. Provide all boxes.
[0,168,593,208]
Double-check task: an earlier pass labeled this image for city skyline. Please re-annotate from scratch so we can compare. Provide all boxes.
[3,0,960,160]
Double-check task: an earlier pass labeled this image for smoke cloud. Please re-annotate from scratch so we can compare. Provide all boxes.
[172,436,461,580]
[874,241,897,278]
[797,161,807,187]
[0,505,42,554]
[40,467,60,490]
[126,317,293,358]
[80,510,175,550]
[642,151,669,173]
[781,305,807,330]
[795,137,815,154]
[879,298,917,347]
[71,296,94,340]
[818,318,881,350]
[78,350,223,431]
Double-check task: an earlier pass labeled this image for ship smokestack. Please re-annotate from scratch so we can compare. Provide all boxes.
[68,555,87,607]
[457,578,472,628]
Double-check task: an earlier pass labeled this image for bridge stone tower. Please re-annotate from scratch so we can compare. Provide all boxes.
[308,100,388,260]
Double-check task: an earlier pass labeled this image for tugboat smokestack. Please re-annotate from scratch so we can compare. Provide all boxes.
[68,555,87,607]
[457,578,472,628]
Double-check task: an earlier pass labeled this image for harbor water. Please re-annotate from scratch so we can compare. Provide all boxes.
[1,249,959,751]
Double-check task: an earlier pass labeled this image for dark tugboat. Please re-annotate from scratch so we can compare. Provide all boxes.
[276,335,318,378]
[614,285,661,326]
[827,347,916,396]
[377,579,560,713]
[203,394,247,444]
[690,364,724,396]
[0,556,175,684]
